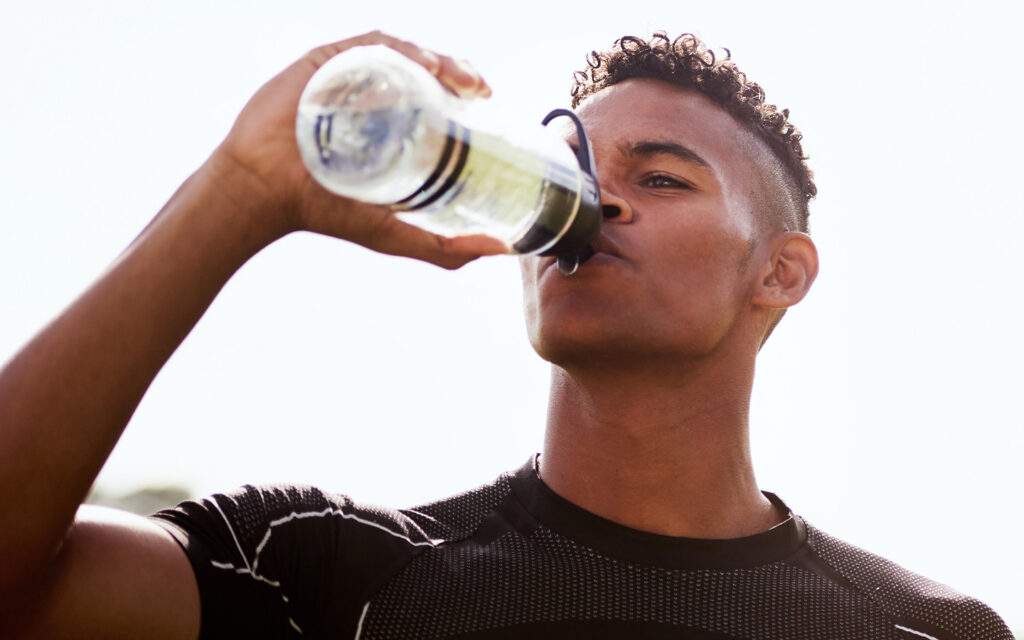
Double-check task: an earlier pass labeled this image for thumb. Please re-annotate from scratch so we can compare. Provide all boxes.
[443,234,512,257]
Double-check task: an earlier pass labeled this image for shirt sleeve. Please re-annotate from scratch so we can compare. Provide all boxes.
[150,483,431,639]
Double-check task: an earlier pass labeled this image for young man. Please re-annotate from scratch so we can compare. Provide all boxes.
[0,31,1012,639]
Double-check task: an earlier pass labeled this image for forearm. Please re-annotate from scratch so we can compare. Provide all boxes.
[0,150,285,592]
[0,31,496,620]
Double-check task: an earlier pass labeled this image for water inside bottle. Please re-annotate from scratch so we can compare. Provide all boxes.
[296,45,592,255]
[394,126,583,252]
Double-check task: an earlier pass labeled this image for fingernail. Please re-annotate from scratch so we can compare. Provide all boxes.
[453,58,479,88]
[422,50,441,74]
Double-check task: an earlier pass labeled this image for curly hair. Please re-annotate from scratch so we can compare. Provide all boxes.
[572,32,816,232]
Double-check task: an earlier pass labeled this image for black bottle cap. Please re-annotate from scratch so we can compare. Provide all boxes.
[536,108,602,266]
[539,173,601,257]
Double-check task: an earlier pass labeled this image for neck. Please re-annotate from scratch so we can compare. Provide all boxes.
[539,349,781,539]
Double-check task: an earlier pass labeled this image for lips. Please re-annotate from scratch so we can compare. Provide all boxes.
[542,234,627,273]
[589,235,624,260]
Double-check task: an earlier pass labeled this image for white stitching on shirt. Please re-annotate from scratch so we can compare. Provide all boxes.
[894,624,940,640]
[354,602,371,640]
[250,507,439,575]
[210,497,251,571]
[206,502,434,638]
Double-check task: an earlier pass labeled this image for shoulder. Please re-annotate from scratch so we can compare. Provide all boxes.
[399,468,515,540]
[153,482,452,564]
[152,470,515,559]
[802,521,1013,640]
[145,474,515,637]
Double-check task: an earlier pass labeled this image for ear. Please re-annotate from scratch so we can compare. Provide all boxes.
[751,232,819,309]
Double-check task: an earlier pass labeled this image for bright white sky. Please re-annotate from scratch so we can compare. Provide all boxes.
[2,0,1021,628]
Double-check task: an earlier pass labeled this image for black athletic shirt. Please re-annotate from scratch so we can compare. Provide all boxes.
[152,456,1013,639]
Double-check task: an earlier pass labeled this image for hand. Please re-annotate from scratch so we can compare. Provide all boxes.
[211,31,506,269]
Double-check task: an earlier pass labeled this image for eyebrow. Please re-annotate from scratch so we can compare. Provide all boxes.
[624,140,711,170]
[565,139,712,172]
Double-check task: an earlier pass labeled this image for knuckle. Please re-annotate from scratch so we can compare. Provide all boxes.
[365,30,400,46]
[304,30,394,67]
[302,46,333,67]
[438,257,467,270]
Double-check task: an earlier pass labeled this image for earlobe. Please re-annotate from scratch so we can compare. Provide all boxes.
[752,232,819,309]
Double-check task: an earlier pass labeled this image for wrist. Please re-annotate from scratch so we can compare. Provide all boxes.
[197,146,298,252]
[139,150,294,282]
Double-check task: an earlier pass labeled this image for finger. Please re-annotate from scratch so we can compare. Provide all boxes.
[442,233,511,257]
[305,32,491,99]
[303,195,508,270]
[305,31,441,76]
[433,56,492,98]
[373,225,510,270]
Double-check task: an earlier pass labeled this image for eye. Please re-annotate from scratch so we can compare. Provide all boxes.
[640,173,692,189]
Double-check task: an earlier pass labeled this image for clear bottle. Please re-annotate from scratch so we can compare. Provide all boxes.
[295,45,600,262]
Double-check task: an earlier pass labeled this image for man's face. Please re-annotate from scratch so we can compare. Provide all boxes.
[520,78,775,368]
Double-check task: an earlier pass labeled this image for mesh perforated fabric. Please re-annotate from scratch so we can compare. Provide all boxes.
[807,526,1013,640]
[359,462,1013,640]
[403,473,513,541]
[154,459,1014,640]
[363,527,893,639]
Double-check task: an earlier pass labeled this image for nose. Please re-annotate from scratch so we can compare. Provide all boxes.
[600,190,633,224]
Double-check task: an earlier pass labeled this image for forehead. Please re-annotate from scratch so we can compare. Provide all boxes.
[570,78,770,182]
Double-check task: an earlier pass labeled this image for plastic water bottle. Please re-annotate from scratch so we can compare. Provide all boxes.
[295,45,600,270]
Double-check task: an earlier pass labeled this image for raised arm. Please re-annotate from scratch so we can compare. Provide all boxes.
[0,32,498,638]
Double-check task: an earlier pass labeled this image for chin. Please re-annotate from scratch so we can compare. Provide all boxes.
[528,311,729,371]
[529,319,653,370]
[528,332,597,368]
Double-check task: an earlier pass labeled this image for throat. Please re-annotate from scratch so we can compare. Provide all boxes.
[537,447,780,539]
[540,368,774,539]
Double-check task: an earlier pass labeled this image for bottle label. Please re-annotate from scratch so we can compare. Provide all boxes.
[394,124,583,252]
[392,119,471,212]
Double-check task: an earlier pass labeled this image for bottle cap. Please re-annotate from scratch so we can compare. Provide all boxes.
[533,109,602,265]
[538,173,601,257]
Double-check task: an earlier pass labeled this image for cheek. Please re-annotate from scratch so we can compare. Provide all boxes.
[644,216,754,314]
